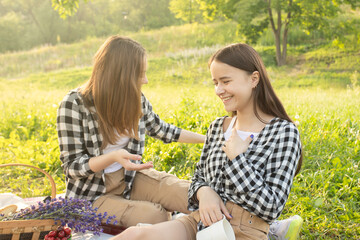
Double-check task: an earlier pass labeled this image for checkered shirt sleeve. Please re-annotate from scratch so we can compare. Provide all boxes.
[57,92,96,180]
[141,94,182,143]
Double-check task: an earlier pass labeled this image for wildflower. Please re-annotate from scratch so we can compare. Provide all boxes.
[0,197,116,236]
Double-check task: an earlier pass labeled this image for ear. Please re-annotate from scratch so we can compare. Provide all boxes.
[251,71,260,88]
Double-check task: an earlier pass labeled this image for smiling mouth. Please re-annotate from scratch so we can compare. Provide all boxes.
[221,96,233,103]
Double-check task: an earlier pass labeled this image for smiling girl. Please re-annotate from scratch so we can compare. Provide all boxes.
[113,43,302,240]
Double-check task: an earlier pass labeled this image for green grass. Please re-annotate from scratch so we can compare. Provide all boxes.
[0,22,359,239]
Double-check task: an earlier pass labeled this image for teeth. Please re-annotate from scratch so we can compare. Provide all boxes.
[222,96,232,101]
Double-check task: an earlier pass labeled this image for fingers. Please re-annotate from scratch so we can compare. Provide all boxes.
[123,161,153,171]
[213,209,224,223]
[200,210,211,227]
[222,139,229,152]
[220,201,232,220]
[245,134,254,144]
[200,207,225,227]
[133,162,153,171]
[119,149,142,161]
[209,210,221,225]
[124,152,142,161]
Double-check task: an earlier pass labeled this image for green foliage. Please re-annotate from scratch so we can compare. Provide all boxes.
[108,0,179,31]
[0,0,178,53]
[51,0,87,18]
[169,0,217,23]
[0,12,24,53]
[197,0,359,65]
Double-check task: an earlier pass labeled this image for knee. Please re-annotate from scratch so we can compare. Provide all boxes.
[124,202,169,227]
[140,203,169,224]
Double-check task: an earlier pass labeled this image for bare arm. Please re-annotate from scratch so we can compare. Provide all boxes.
[178,129,205,144]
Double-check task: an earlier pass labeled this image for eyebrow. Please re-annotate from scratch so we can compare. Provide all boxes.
[213,76,232,81]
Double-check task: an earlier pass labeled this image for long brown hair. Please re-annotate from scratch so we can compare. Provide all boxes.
[209,43,302,175]
[80,36,145,149]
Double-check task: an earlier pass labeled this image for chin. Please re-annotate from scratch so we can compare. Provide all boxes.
[224,105,236,113]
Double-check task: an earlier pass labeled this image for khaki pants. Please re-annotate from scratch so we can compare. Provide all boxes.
[176,201,269,240]
[93,168,191,227]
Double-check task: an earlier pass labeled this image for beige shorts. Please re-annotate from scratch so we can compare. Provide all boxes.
[176,201,269,240]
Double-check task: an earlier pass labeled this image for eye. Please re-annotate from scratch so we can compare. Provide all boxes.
[223,81,230,84]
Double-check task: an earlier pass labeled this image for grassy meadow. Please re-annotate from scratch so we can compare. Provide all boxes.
[0,22,359,239]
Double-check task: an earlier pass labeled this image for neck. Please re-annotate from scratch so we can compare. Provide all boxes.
[234,104,271,132]
[235,112,259,129]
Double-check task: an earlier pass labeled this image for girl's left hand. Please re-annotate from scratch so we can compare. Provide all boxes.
[222,128,253,160]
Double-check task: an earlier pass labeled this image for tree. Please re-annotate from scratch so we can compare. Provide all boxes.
[51,0,177,31]
[111,0,178,31]
[169,0,202,23]
[51,0,88,19]
[0,12,24,52]
[1,0,61,44]
[198,0,360,65]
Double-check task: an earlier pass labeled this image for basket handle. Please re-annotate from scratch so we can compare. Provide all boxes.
[0,163,56,199]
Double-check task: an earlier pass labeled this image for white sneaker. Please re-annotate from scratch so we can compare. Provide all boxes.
[268,215,303,240]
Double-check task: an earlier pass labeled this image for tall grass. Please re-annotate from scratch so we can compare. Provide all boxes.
[1,76,359,239]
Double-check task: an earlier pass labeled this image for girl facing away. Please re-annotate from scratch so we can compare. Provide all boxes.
[57,36,205,228]
[111,43,303,240]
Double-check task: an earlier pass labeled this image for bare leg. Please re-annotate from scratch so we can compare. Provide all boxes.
[109,220,188,240]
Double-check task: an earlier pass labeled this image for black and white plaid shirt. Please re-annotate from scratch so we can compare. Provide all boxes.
[188,116,301,224]
[57,89,181,202]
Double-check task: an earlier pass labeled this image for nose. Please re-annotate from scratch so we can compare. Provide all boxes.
[141,75,148,85]
[215,84,225,96]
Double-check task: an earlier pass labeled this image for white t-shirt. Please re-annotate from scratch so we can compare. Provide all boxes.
[224,116,259,141]
[103,132,130,173]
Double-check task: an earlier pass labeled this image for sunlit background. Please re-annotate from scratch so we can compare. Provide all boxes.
[0,0,359,239]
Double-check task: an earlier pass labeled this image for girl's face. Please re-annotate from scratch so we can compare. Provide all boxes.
[210,60,259,113]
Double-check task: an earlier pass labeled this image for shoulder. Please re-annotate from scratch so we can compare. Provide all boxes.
[271,118,300,140]
[141,93,151,110]
[58,88,86,116]
[208,116,228,134]
[141,92,147,102]
[60,88,82,106]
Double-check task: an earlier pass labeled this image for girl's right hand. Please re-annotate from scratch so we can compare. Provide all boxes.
[111,149,153,171]
[197,186,232,226]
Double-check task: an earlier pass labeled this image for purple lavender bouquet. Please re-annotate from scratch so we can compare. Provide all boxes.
[0,197,117,235]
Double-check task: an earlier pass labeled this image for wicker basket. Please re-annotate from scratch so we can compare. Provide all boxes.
[0,163,59,240]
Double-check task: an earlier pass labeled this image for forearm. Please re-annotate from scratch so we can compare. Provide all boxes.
[88,152,116,173]
[188,164,209,210]
[178,129,205,143]
[196,185,212,202]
